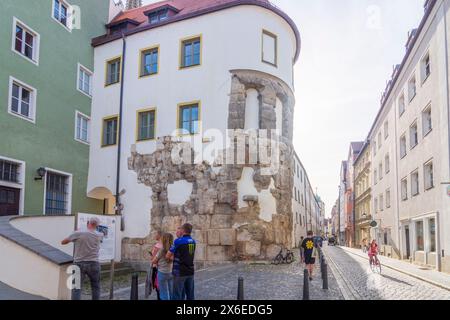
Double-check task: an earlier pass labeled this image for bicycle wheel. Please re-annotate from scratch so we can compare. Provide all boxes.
[375,259,382,274]
[273,254,283,265]
[286,253,294,264]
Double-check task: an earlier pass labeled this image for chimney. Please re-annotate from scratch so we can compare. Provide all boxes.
[126,0,143,10]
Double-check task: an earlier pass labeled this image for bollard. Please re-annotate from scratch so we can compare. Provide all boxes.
[303,269,310,300]
[130,273,139,300]
[237,277,244,300]
[322,263,329,290]
[321,257,325,279]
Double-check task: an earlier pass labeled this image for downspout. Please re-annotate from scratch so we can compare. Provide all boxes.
[116,32,127,231]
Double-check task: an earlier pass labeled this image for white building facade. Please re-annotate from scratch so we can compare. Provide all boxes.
[87,0,301,263]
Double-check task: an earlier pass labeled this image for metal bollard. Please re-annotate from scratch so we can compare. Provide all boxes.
[321,257,325,279]
[322,263,329,290]
[237,277,244,300]
[303,269,310,300]
[130,273,139,300]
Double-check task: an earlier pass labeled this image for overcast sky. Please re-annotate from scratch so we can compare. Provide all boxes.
[142,0,425,215]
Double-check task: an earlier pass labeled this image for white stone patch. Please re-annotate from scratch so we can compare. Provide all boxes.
[168,180,193,205]
[275,97,283,134]
[245,89,259,130]
[237,167,276,223]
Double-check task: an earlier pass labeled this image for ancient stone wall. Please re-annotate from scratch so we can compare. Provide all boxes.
[122,70,296,265]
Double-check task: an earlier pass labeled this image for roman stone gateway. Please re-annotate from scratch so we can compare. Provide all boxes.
[123,70,296,264]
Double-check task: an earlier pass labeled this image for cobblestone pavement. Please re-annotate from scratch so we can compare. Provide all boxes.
[102,260,343,300]
[323,245,450,300]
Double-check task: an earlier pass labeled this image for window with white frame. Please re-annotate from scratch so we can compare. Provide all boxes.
[12,18,40,64]
[386,189,391,208]
[374,197,378,213]
[379,163,383,180]
[421,52,431,82]
[75,111,90,144]
[45,170,71,215]
[401,178,408,201]
[374,169,378,185]
[410,121,418,149]
[262,30,277,66]
[424,160,434,190]
[385,154,390,174]
[378,133,382,148]
[373,141,377,156]
[422,105,432,136]
[429,218,436,252]
[379,194,384,211]
[408,75,417,102]
[78,64,92,96]
[416,221,424,251]
[384,121,389,139]
[400,134,407,158]
[53,0,71,29]
[8,77,36,122]
[411,170,419,197]
[0,160,20,184]
[398,94,406,116]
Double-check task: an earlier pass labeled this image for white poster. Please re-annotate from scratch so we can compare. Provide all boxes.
[77,213,117,262]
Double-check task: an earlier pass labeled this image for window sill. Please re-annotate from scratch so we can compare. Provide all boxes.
[410,143,418,151]
[12,49,39,66]
[400,154,407,160]
[423,129,432,139]
[409,94,416,103]
[139,72,159,78]
[262,60,278,68]
[75,138,90,146]
[101,144,118,148]
[179,64,201,70]
[104,82,121,88]
[424,186,434,192]
[52,16,72,33]
[77,88,92,98]
[421,74,430,85]
[136,138,156,143]
[8,110,36,124]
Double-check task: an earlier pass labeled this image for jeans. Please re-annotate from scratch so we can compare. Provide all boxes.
[172,275,195,300]
[157,271,173,300]
[71,261,101,300]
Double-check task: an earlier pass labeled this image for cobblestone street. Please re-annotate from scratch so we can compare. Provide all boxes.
[323,245,450,300]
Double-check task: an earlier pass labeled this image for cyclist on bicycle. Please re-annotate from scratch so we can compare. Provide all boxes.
[368,239,379,265]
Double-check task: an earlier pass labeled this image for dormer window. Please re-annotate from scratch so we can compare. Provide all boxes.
[149,9,169,24]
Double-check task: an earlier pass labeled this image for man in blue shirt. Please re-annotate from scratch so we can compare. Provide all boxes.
[166,223,196,300]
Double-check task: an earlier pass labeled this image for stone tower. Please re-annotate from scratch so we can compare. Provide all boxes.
[126,0,142,10]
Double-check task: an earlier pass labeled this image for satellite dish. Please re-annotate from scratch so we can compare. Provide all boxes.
[370,221,378,228]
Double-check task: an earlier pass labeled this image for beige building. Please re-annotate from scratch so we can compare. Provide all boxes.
[353,141,372,248]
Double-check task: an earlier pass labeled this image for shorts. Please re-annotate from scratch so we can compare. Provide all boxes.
[304,255,316,265]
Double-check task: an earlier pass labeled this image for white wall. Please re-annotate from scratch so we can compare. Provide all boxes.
[88,5,297,239]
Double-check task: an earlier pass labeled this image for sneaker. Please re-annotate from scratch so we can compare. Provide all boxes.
[309,277,313,281]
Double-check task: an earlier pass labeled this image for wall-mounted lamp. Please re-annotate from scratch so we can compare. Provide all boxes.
[34,167,46,181]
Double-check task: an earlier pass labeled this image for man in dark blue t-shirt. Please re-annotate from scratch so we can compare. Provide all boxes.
[166,223,196,300]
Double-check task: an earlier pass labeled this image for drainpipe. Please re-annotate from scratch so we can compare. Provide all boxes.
[116,32,127,232]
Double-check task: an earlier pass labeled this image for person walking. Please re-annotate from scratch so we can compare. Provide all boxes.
[298,236,304,265]
[300,231,317,281]
[167,223,196,300]
[151,230,163,300]
[61,217,104,300]
[152,233,174,300]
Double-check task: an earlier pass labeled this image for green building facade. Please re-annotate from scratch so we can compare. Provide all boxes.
[0,0,111,216]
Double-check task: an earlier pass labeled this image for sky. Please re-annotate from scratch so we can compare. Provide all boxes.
[141,0,425,216]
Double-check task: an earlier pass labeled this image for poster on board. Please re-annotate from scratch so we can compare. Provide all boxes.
[77,213,117,262]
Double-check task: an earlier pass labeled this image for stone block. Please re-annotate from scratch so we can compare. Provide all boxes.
[208,229,221,245]
[192,214,211,230]
[194,243,206,262]
[211,214,232,229]
[161,215,186,231]
[220,229,236,246]
[237,229,252,242]
[122,244,142,261]
[265,244,282,260]
[244,240,261,256]
[192,229,206,244]
[206,246,226,261]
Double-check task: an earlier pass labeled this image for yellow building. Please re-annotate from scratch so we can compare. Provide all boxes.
[353,141,372,248]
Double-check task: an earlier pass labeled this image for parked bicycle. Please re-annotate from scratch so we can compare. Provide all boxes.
[273,247,294,265]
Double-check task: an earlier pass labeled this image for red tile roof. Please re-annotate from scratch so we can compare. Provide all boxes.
[111,0,269,25]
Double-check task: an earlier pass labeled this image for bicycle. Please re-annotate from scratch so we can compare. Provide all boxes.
[273,248,295,265]
[369,254,382,273]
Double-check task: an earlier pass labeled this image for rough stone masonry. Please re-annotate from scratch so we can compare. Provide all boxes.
[123,70,296,266]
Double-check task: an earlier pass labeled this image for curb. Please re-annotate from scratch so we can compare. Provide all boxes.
[340,247,450,292]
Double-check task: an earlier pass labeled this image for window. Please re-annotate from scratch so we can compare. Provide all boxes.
[374,169,378,185]
[262,30,277,66]
[422,105,432,136]
[105,57,121,86]
[386,189,391,208]
[411,170,419,197]
[379,163,383,180]
[373,141,377,156]
[401,178,408,201]
[429,218,436,252]
[416,221,424,251]
[12,18,39,64]
[8,77,36,123]
[75,111,90,144]
[408,75,417,102]
[0,160,20,183]
[140,46,159,77]
[385,154,390,174]
[410,122,418,149]
[398,94,406,116]
[294,187,298,201]
[421,52,431,82]
[379,194,384,211]
[137,109,156,141]
[180,36,201,69]
[178,102,200,135]
[424,161,434,190]
[378,133,382,148]
[374,197,378,213]
[77,64,92,96]
[53,0,70,28]
[45,171,70,215]
[149,9,169,24]
[400,134,407,158]
[384,121,389,139]
[102,116,118,147]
